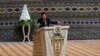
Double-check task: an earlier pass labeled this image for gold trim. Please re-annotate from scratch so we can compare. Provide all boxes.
[51,36,64,56]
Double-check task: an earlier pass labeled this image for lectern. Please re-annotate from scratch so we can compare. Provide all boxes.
[33,26,69,56]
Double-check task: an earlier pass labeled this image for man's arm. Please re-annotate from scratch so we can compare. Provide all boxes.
[49,18,58,24]
[37,18,41,28]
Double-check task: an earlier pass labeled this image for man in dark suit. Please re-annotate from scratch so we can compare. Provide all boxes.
[37,12,58,28]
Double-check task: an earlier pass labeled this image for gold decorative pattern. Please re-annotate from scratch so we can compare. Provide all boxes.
[50,26,64,56]
[51,37,64,56]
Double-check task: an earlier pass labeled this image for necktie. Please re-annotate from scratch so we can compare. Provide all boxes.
[44,20,47,26]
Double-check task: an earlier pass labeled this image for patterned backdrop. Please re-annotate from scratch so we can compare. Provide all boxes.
[0,0,100,41]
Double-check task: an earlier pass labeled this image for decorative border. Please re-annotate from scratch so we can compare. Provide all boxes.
[0,8,6,13]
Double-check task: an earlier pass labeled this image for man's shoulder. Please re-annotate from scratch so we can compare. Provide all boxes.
[38,18,43,21]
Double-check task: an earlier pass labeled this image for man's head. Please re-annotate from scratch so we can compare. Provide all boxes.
[41,12,47,20]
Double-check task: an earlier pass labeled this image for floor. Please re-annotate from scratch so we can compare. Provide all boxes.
[0,42,33,56]
[0,40,100,56]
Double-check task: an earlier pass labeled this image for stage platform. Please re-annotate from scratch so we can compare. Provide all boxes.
[0,40,100,56]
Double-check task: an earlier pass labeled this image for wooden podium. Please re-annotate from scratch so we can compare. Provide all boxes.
[33,26,69,56]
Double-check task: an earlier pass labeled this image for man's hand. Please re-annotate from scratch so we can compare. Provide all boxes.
[57,21,65,25]
[57,21,61,25]
[37,23,41,28]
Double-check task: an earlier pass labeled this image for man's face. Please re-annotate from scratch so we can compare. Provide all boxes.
[42,14,47,20]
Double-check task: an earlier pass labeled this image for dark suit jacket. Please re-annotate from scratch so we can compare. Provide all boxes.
[37,18,57,28]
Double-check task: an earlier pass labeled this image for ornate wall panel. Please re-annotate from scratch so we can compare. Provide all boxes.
[0,0,100,41]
